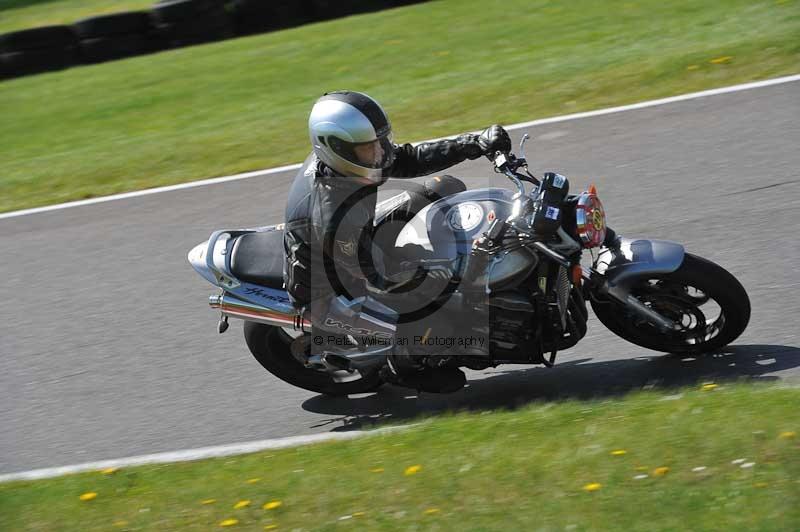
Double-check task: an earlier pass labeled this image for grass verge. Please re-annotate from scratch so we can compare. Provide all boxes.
[0,0,154,34]
[0,1,155,34]
[1,0,799,213]
[1,383,798,530]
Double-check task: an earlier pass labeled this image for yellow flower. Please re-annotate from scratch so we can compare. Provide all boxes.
[113,521,128,527]
[234,500,251,509]
[264,525,278,531]
[79,492,98,501]
[611,449,627,456]
[404,465,422,476]
[583,483,602,491]
[101,467,119,475]
[353,511,366,517]
[424,508,440,515]
[220,518,239,527]
[263,500,282,510]
[701,383,718,391]
[369,467,384,473]
[635,466,648,471]
[754,482,769,488]
[779,431,796,439]
[246,478,261,484]
[202,499,217,505]
[653,467,670,476]
[710,56,732,64]
[687,65,699,71]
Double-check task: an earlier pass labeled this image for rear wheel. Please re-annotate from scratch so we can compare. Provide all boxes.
[590,253,750,354]
[243,321,383,396]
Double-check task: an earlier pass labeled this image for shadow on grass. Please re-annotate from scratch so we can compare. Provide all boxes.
[301,344,800,430]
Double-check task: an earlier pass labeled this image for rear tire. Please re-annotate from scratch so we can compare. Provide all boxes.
[591,253,750,354]
[243,321,383,396]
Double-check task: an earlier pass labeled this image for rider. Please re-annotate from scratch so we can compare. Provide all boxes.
[283,90,511,384]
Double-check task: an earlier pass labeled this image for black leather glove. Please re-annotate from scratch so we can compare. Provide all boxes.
[477,125,511,156]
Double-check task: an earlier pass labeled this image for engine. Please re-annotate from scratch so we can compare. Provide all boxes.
[487,291,540,361]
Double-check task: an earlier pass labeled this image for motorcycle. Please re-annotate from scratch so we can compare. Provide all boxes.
[188,134,751,395]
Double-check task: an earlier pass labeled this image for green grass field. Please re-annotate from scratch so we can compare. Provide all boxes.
[1,0,798,213]
[0,0,154,33]
[1,384,798,531]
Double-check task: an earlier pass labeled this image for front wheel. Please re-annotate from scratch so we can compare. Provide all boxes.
[590,253,750,354]
[243,321,383,396]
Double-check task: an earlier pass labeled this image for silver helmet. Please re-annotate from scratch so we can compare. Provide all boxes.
[308,91,396,185]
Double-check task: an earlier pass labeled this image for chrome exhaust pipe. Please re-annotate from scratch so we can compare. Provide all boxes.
[209,293,311,330]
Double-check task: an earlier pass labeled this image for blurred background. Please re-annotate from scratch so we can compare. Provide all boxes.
[1,1,798,530]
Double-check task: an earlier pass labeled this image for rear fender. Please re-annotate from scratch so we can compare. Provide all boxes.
[595,238,685,289]
[187,223,283,290]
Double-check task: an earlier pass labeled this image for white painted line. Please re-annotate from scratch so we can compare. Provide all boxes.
[0,424,416,483]
[1,72,798,222]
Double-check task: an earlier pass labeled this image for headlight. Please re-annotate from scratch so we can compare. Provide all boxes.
[575,188,607,248]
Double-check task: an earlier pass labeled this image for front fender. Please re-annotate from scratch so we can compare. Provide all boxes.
[595,238,685,288]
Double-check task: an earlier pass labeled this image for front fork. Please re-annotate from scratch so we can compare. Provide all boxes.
[581,241,680,333]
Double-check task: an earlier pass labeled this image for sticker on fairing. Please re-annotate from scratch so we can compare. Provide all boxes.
[545,206,560,220]
[552,174,566,188]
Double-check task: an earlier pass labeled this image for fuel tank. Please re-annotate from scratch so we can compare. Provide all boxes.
[393,188,537,290]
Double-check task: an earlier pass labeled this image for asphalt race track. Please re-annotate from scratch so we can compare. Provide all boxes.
[1,81,799,475]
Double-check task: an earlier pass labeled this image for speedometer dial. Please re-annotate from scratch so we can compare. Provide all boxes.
[448,202,484,231]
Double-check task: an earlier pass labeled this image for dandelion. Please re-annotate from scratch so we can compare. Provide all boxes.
[687,65,700,71]
[101,467,119,475]
[653,467,670,476]
[234,500,251,509]
[246,478,261,484]
[202,499,217,505]
[731,458,746,465]
[353,511,366,517]
[424,508,440,515]
[583,482,602,491]
[80,492,98,501]
[633,474,648,480]
[338,515,353,521]
[611,449,627,456]
[264,525,278,531]
[370,467,384,473]
[692,467,707,473]
[710,56,733,64]
[263,500,282,510]
[741,462,755,469]
[701,383,718,391]
[404,465,422,476]
[220,518,239,527]
[779,431,796,439]
[113,521,128,527]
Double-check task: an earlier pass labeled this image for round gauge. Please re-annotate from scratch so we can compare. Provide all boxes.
[448,202,484,231]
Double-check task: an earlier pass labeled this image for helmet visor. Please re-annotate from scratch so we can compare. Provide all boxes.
[328,132,395,170]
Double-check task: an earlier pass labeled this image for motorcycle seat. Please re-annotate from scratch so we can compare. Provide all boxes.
[229,231,285,289]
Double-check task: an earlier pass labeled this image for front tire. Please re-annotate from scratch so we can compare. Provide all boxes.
[243,321,383,396]
[590,253,750,354]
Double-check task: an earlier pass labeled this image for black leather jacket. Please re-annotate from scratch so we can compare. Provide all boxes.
[284,135,484,306]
